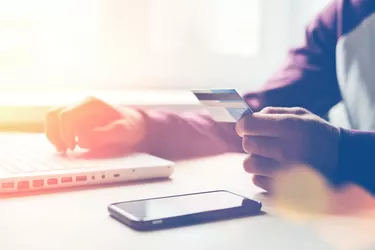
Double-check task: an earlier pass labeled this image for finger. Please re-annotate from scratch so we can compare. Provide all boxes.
[260,107,309,115]
[59,108,77,150]
[253,175,272,192]
[236,113,296,138]
[44,107,67,152]
[243,136,288,162]
[243,155,281,177]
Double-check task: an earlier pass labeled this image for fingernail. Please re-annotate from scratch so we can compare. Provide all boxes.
[235,120,245,137]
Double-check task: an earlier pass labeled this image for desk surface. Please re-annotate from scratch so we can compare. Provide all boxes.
[1,153,375,250]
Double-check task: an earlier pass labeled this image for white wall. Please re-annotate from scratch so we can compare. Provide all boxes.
[289,0,331,46]
[0,0,331,91]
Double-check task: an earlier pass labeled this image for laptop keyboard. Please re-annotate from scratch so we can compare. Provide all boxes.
[1,154,60,174]
[0,152,87,174]
[0,134,93,175]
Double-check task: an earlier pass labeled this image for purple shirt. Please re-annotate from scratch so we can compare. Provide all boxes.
[138,0,375,193]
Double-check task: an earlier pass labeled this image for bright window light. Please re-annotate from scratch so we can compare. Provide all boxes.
[0,0,266,90]
[150,0,260,56]
[0,0,101,89]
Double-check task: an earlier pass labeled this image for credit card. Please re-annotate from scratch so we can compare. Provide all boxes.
[192,89,253,122]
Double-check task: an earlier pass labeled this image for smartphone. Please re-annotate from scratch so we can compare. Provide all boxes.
[108,190,262,231]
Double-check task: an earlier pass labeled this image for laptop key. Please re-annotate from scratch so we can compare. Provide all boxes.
[45,162,65,170]
[28,162,49,171]
[15,163,36,173]
[4,154,36,172]
[0,163,20,174]
[0,166,12,176]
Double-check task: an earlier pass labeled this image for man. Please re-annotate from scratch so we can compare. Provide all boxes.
[45,0,375,194]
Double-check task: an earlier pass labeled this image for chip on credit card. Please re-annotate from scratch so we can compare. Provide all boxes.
[192,89,254,123]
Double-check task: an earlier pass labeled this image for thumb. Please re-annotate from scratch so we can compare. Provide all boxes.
[77,119,145,150]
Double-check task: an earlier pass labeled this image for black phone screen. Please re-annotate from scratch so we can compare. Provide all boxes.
[112,191,259,221]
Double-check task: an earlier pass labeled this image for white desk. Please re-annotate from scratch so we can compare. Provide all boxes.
[1,153,375,250]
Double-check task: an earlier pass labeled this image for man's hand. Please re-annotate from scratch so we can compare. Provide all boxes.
[44,97,146,152]
[236,107,340,192]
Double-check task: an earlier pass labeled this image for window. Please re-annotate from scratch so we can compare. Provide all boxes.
[150,0,260,56]
[0,0,291,90]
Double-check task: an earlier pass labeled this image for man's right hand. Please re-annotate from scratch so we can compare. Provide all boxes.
[44,96,146,153]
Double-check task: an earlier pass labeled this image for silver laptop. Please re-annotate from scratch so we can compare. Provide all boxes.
[0,133,174,194]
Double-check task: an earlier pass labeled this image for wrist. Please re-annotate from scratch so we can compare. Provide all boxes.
[114,107,148,151]
[334,128,359,186]
[127,108,152,153]
[329,127,347,186]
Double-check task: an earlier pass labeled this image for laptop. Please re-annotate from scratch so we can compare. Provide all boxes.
[0,133,174,194]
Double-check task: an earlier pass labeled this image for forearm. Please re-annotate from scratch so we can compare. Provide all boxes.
[136,109,243,161]
[243,45,341,116]
[336,128,375,194]
[244,68,341,116]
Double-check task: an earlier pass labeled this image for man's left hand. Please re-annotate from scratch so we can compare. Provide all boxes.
[236,107,340,192]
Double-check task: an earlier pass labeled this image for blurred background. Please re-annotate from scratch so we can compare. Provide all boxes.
[0,0,329,91]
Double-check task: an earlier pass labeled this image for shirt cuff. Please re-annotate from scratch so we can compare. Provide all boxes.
[335,128,375,192]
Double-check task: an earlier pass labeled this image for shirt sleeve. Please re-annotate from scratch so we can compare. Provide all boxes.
[243,1,342,117]
[135,109,243,161]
